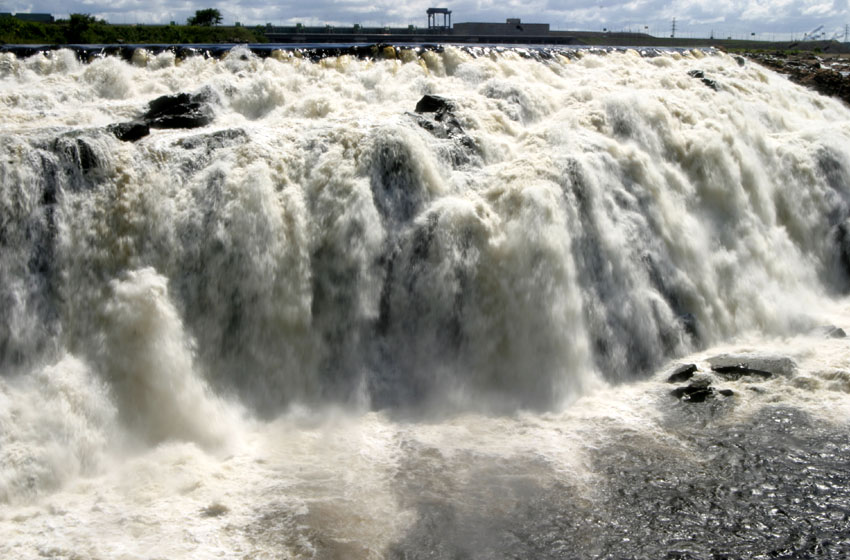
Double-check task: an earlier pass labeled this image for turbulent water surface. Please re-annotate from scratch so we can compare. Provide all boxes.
[1,45,850,558]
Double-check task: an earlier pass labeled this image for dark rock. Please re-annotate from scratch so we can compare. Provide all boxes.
[39,153,59,206]
[200,502,229,517]
[734,56,746,67]
[408,95,478,166]
[687,69,718,91]
[670,377,733,402]
[53,136,101,174]
[803,68,850,104]
[712,364,773,381]
[828,327,847,339]
[108,121,150,142]
[666,363,698,383]
[671,383,714,403]
[143,90,216,129]
[744,52,850,106]
[415,94,456,114]
[678,312,698,339]
[835,221,850,281]
[369,137,428,225]
[708,353,796,377]
[161,129,249,175]
[813,325,847,339]
[701,77,719,91]
[412,95,465,137]
[176,128,247,151]
[409,112,465,140]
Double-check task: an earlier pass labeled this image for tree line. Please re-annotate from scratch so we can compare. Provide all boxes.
[0,9,267,44]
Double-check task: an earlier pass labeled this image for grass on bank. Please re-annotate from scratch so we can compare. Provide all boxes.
[0,14,267,44]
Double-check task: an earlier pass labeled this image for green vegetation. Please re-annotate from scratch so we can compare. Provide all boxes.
[0,13,267,44]
[723,47,801,55]
[187,9,222,27]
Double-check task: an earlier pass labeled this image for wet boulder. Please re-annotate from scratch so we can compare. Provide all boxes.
[108,120,150,142]
[409,95,477,165]
[409,112,466,141]
[711,364,773,381]
[802,68,850,105]
[812,325,847,339]
[671,383,713,402]
[107,89,217,141]
[670,376,734,402]
[51,135,111,182]
[666,363,698,383]
[678,312,698,340]
[687,69,719,91]
[143,89,216,129]
[175,128,247,151]
[413,95,464,136]
[171,129,249,173]
[415,94,456,114]
[53,136,101,174]
[707,353,797,378]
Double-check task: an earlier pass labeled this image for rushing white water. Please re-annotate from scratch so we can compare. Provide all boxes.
[1,45,850,558]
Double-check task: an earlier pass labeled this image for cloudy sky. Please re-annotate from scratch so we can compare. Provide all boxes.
[2,0,849,40]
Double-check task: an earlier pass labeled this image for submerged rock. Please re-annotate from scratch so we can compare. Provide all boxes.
[712,364,773,381]
[671,383,714,402]
[108,120,150,142]
[812,325,847,339]
[175,128,247,151]
[707,353,797,377]
[409,94,478,166]
[666,363,698,383]
[670,375,734,402]
[828,327,847,339]
[53,136,102,174]
[411,95,465,139]
[409,113,463,140]
[677,312,698,340]
[200,502,229,517]
[687,69,719,91]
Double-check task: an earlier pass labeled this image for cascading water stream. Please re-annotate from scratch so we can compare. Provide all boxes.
[1,45,850,558]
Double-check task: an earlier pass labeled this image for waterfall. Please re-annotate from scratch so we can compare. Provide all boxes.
[2,45,850,558]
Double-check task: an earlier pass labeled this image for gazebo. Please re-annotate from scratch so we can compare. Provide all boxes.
[427,8,452,30]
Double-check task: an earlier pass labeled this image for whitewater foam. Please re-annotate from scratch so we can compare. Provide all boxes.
[1,45,850,557]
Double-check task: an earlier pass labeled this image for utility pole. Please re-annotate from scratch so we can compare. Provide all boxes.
[671,17,676,38]
[845,24,849,43]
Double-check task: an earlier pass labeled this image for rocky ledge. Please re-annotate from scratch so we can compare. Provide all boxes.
[741,51,850,106]
[665,352,798,403]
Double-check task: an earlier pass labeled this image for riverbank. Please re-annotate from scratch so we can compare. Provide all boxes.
[739,50,850,106]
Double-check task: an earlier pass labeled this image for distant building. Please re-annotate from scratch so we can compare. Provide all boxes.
[427,7,451,30]
[12,13,55,23]
[453,18,549,36]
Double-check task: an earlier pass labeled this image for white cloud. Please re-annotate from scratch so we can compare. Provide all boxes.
[4,0,849,38]
[801,0,837,15]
